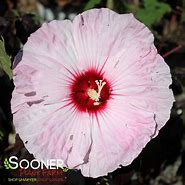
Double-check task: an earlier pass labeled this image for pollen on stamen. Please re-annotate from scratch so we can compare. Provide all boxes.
[70,69,111,113]
[88,80,107,106]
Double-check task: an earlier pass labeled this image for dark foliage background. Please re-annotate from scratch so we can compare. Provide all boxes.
[0,0,185,185]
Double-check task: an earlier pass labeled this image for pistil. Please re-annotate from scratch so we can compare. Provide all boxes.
[88,80,106,106]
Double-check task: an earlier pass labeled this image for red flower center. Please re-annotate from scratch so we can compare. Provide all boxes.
[70,69,111,113]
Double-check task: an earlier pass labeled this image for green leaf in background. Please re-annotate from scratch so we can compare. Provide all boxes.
[0,37,12,79]
[106,0,114,9]
[84,0,102,11]
[126,0,171,28]
[137,0,171,27]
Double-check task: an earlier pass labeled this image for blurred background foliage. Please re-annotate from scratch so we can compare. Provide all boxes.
[0,0,185,185]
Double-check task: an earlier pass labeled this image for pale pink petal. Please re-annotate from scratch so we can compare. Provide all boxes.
[12,21,77,111]
[78,98,157,177]
[109,49,174,133]
[73,8,153,72]
[24,20,77,70]
[14,101,92,168]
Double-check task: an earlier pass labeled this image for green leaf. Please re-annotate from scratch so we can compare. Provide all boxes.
[125,0,171,27]
[123,1,139,14]
[106,0,114,9]
[136,0,171,27]
[84,0,102,11]
[0,37,12,79]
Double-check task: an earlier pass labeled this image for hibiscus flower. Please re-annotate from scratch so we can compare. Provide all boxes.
[11,8,174,177]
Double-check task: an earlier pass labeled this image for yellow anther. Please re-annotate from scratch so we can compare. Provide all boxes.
[87,80,106,105]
